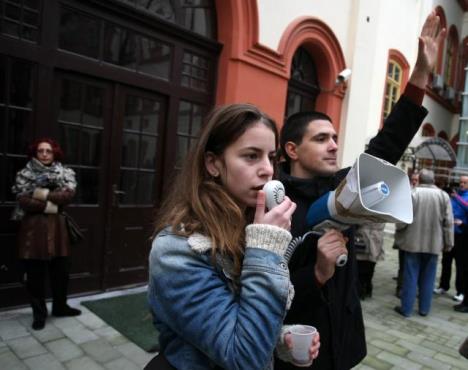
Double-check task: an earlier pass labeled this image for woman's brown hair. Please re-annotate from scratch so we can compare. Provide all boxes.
[153,103,278,276]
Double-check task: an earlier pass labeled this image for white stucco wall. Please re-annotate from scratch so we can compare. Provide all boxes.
[257,0,465,167]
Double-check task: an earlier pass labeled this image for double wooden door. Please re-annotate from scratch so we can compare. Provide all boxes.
[55,72,166,294]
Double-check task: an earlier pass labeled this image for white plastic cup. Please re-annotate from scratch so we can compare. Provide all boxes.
[290,325,317,367]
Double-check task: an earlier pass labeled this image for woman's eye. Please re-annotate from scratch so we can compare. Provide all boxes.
[245,153,258,160]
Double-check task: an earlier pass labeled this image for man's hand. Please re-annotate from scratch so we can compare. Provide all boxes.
[314,230,348,285]
[409,10,446,88]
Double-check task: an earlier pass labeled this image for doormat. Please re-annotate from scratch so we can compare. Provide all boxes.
[82,292,159,353]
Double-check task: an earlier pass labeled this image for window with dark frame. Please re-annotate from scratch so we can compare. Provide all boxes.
[285,47,320,118]
[0,0,42,43]
[0,55,34,203]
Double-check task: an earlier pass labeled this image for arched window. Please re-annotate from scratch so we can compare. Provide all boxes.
[383,60,402,119]
[433,6,447,75]
[443,26,459,87]
[382,50,409,122]
[285,47,320,117]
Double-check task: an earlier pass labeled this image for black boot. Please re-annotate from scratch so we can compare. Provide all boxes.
[52,304,81,317]
[50,257,81,317]
[23,260,48,330]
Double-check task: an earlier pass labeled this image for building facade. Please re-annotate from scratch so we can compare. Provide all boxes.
[1,0,467,308]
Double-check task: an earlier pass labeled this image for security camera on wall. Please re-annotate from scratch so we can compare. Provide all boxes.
[336,68,352,84]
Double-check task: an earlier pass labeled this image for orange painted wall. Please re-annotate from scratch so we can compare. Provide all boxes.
[215,0,347,129]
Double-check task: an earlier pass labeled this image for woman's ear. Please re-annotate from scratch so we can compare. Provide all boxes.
[284,141,299,161]
[204,152,221,178]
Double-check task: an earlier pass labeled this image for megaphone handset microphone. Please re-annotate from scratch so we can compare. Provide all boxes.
[263,180,285,210]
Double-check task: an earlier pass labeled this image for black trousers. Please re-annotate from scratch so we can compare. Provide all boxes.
[438,235,464,294]
[457,233,468,306]
[22,257,71,320]
[357,260,376,297]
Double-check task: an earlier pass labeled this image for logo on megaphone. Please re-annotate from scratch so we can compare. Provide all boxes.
[306,153,413,266]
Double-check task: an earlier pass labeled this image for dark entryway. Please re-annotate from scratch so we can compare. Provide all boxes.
[0,0,220,308]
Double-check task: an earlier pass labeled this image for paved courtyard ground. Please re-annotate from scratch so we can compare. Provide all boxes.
[1,236,467,369]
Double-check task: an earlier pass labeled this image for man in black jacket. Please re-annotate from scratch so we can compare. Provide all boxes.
[275,11,445,370]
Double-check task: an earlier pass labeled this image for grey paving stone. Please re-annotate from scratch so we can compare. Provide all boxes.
[51,317,83,330]
[81,338,122,363]
[406,351,451,370]
[62,325,99,344]
[433,352,468,369]
[7,335,48,359]
[45,338,84,362]
[94,326,128,346]
[31,323,65,343]
[358,355,393,370]
[76,313,106,330]
[115,341,154,367]
[0,350,27,370]
[376,351,422,369]
[23,353,65,370]
[103,357,140,370]
[0,319,29,341]
[65,355,106,370]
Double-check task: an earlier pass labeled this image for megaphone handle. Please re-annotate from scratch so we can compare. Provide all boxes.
[336,254,348,267]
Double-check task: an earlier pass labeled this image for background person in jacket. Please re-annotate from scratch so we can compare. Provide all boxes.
[394,169,454,317]
[147,104,323,370]
[11,138,81,331]
[274,11,445,370]
[452,175,468,313]
[433,177,466,302]
[355,223,386,300]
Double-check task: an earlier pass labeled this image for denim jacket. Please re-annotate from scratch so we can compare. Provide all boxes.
[148,224,294,370]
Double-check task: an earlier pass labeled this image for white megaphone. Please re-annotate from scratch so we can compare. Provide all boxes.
[306,153,413,266]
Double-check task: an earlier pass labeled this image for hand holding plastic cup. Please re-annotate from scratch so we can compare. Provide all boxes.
[290,325,317,367]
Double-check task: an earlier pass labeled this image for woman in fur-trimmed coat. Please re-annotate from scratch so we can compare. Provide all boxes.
[12,138,81,330]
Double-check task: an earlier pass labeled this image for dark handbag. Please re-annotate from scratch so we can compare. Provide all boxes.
[63,212,84,245]
[144,353,176,370]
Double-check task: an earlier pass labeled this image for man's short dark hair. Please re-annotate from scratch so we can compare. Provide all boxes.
[279,111,332,163]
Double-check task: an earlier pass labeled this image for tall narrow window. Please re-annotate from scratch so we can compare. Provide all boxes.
[383,61,402,119]
[382,50,409,122]
[285,47,319,118]
[443,27,459,87]
[457,64,468,168]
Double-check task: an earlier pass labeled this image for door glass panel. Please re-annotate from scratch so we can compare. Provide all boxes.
[120,169,138,204]
[76,168,99,204]
[137,172,155,203]
[59,8,100,59]
[139,135,156,169]
[81,128,102,166]
[121,133,140,167]
[83,86,104,127]
[8,109,31,154]
[1,0,41,42]
[61,124,80,164]
[175,100,204,169]
[119,93,163,205]
[141,99,160,134]
[58,78,105,205]
[59,79,82,123]
[139,36,171,79]
[10,61,33,108]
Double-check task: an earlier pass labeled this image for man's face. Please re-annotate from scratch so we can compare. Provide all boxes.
[287,119,338,178]
[411,174,419,187]
[460,176,468,191]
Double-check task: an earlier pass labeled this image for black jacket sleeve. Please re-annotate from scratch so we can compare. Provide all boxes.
[366,95,428,165]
